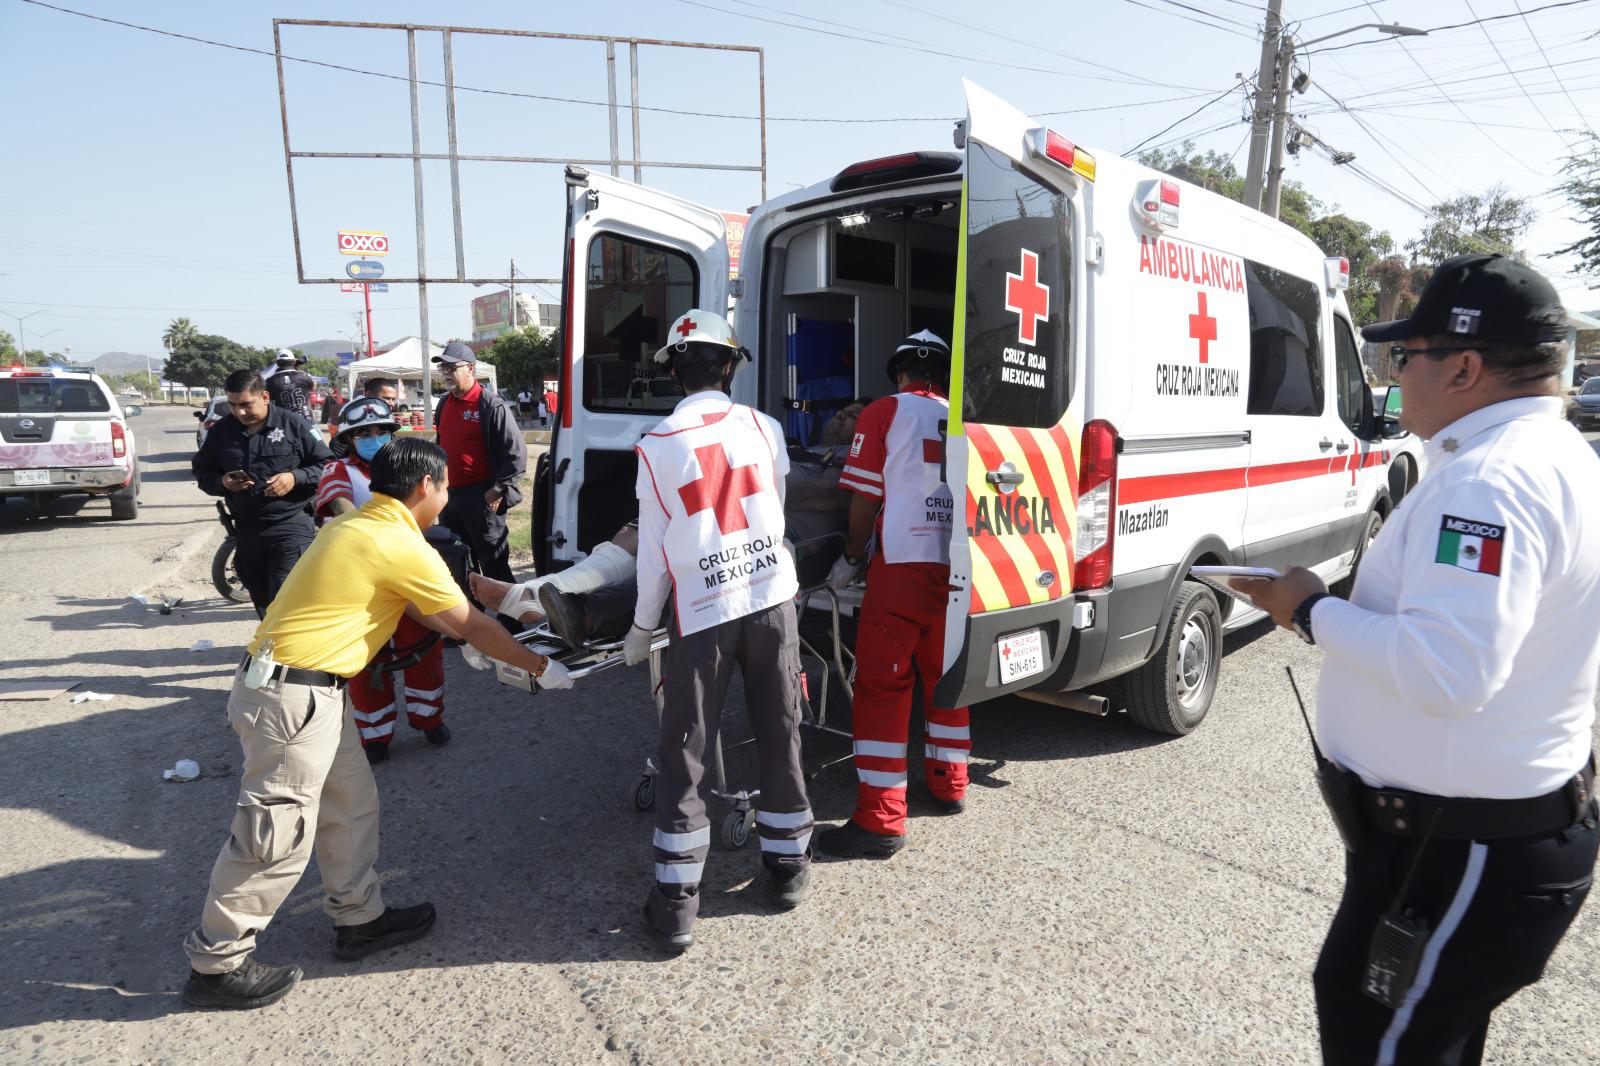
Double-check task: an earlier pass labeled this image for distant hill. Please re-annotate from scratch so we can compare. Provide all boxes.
[284,339,355,360]
[94,351,161,375]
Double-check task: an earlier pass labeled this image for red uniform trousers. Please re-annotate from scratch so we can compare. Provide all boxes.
[348,614,445,747]
[849,558,970,836]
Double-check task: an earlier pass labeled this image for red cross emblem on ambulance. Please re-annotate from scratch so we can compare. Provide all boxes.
[1005,248,1050,346]
[678,443,766,535]
[1188,292,1217,364]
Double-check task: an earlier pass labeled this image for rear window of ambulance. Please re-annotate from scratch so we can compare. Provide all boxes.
[0,377,112,414]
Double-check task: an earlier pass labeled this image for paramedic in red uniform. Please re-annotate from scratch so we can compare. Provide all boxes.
[432,342,526,583]
[818,330,966,859]
[621,310,813,954]
[314,397,451,765]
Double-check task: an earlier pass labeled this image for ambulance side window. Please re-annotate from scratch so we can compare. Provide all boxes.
[1243,262,1324,417]
[960,142,1073,429]
[582,234,697,414]
[1332,316,1367,436]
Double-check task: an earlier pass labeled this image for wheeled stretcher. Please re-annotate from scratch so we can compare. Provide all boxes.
[493,533,858,849]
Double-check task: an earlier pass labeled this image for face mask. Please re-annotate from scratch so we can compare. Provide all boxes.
[354,434,390,461]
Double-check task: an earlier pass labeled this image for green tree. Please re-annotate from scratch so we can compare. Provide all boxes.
[483,327,559,391]
[1553,129,1600,278]
[301,356,340,382]
[1310,214,1396,327]
[1406,185,1535,265]
[162,317,198,357]
[164,333,261,391]
[0,330,15,362]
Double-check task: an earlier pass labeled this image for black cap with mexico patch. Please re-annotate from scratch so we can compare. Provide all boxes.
[1362,253,1568,345]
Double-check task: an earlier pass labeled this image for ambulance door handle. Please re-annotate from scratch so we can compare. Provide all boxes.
[1318,438,1334,451]
[985,463,1026,491]
[1335,440,1350,453]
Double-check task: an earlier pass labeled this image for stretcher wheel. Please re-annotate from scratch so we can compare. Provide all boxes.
[632,775,656,811]
[720,809,752,850]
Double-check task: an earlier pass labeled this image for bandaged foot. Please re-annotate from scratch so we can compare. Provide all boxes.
[469,572,549,622]
[548,540,635,595]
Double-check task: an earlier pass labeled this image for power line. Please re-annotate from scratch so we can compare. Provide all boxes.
[1301,0,1600,56]
[1125,83,1245,154]
[1514,0,1600,141]
[1116,0,1259,38]
[1462,0,1576,147]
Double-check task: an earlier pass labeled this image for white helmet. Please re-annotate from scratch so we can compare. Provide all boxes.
[334,396,400,440]
[275,348,300,364]
[653,309,750,367]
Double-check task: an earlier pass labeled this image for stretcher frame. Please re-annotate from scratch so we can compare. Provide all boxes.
[493,537,858,849]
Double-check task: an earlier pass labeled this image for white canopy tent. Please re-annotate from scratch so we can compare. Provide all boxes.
[343,337,497,410]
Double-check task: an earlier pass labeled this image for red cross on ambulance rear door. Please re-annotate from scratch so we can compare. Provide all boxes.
[541,171,729,571]
[934,81,1088,710]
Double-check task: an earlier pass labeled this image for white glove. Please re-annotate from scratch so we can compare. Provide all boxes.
[828,552,865,591]
[623,624,655,666]
[534,656,573,690]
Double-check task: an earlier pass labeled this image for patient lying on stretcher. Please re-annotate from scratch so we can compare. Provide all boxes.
[467,401,865,648]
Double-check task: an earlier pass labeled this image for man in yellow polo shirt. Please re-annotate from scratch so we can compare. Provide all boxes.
[182,437,571,1010]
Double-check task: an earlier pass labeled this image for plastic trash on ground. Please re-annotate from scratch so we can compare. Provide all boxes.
[70,691,114,704]
[190,639,214,652]
[163,759,201,782]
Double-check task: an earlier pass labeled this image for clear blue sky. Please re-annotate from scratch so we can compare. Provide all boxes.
[2,0,1597,360]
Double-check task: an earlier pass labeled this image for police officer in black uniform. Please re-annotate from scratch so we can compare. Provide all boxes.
[1236,255,1600,1065]
[264,348,316,424]
[193,368,332,617]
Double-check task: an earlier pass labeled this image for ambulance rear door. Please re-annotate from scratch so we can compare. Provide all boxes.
[542,169,729,569]
[934,81,1090,709]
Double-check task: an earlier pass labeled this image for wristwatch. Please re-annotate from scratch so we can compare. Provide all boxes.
[1291,592,1332,645]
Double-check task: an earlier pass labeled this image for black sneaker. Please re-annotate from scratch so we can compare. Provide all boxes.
[333,903,436,961]
[423,723,451,747]
[538,584,587,647]
[924,787,966,815]
[183,956,302,1010]
[815,821,905,859]
[766,861,810,909]
[641,903,694,955]
[364,744,389,765]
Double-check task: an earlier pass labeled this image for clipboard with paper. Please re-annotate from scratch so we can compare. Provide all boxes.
[1188,565,1280,606]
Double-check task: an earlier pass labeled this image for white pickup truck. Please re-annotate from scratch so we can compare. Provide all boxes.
[0,364,142,519]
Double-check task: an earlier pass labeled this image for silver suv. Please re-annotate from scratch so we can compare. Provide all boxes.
[0,365,142,519]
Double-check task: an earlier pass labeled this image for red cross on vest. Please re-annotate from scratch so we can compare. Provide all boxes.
[675,316,698,339]
[678,443,766,535]
[1188,291,1217,364]
[1004,248,1050,346]
[923,438,942,465]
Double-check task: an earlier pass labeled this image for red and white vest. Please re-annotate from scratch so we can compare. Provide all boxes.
[313,457,373,521]
[636,396,797,635]
[837,388,954,565]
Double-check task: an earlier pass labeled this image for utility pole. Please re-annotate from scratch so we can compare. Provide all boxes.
[1242,0,1285,213]
[1264,34,1297,220]
[508,257,519,332]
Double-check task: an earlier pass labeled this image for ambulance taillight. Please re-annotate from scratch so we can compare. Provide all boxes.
[110,420,127,459]
[1325,256,1350,293]
[830,151,962,193]
[1134,179,1180,230]
[1074,420,1119,591]
[1027,128,1097,181]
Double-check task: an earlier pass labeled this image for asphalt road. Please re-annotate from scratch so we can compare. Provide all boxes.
[0,405,1596,1064]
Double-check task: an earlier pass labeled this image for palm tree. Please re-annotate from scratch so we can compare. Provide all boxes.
[162,317,197,356]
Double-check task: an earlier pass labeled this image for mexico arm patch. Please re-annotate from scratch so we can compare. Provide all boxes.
[1435,514,1504,576]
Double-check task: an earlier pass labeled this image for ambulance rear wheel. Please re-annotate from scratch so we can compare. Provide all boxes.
[1124,581,1221,736]
[1332,510,1384,600]
[632,775,656,811]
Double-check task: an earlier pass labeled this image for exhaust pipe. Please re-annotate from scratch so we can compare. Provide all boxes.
[1018,690,1110,716]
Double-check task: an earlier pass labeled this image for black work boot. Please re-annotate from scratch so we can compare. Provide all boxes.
[815,820,905,859]
[766,860,811,909]
[423,723,451,747]
[923,785,966,815]
[183,956,302,1010]
[641,903,694,955]
[333,903,437,961]
[364,743,388,765]
[538,584,589,647]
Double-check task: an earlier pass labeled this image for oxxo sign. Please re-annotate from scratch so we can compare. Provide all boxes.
[337,230,389,256]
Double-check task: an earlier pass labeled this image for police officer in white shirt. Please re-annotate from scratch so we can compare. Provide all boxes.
[621,310,814,953]
[1235,254,1600,1066]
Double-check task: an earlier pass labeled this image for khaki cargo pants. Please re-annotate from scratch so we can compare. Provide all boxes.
[183,667,385,974]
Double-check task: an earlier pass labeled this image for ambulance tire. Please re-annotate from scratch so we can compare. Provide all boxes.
[1122,581,1222,736]
[1331,509,1384,600]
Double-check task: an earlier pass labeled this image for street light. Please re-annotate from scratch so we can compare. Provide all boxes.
[1,309,43,363]
[1297,23,1428,51]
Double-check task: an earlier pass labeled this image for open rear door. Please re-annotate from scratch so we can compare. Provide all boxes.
[543,170,729,567]
[936,81,1090,708]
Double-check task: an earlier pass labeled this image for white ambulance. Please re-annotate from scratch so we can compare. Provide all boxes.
[536,81,1420,735]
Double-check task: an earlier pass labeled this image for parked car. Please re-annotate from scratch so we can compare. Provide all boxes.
[0,364,142,519]
[1569,377,1600,430]
[194,395,229,448]
[1372,385,1427,507]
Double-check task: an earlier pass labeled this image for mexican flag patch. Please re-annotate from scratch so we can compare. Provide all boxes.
[1435,514,1504,575]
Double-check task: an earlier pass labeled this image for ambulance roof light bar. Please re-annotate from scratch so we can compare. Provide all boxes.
[1133,178,1180,232]
[1026,128,1096,182]
[1325,257,1350,294]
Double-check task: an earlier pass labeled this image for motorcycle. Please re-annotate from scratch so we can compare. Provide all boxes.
[211,502,251,604]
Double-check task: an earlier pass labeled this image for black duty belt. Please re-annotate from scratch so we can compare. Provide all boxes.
[1356,760,1595,840]
[241,653,348,690]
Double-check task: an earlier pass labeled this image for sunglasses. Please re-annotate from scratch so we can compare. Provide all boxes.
[1390,344,1472,374]
[439,362,471,372]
